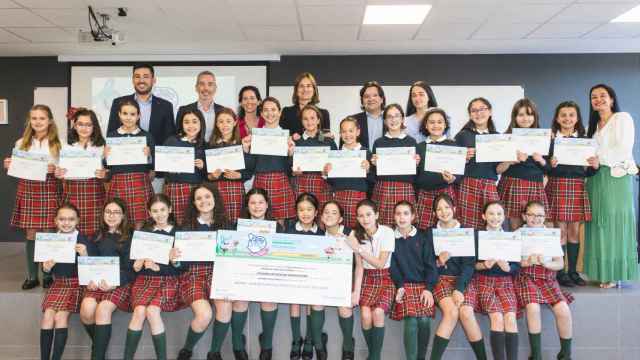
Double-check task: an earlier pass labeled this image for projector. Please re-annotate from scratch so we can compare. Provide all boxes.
[78,29,126,46]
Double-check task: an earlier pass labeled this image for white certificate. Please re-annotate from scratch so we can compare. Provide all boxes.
[173,231,217,262]
[129,231,173,265]
[513,128,551,156]
[34,232,78,263]
[59,147,102,179]
[432,228,475,257]
[7,148,48,181]
[236,218,278,234]
[155,146,194,173]
[477,231,522,262]
[293,146,330,172]
[520,228,563,257]
[475,134,517,163]
[205,145,245,172]
[327,150,367,178]
[78,256,120,286]
[424,144,467,175]
[106,137,148,166]
[554,138,597,166]
[250,128,289,156]
[376,147,416,176]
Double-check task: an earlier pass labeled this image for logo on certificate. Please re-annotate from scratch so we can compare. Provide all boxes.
[246,233,269,256]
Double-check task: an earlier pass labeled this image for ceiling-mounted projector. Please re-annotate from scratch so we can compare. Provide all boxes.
[78,6,127,46]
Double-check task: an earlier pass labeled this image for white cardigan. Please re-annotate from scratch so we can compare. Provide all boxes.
[594,112,636,167]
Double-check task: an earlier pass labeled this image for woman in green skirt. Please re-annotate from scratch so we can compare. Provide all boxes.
[585,84,639,288]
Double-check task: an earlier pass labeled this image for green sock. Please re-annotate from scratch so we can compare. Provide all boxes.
[303,313,313,352]
[370,326,385,360]
[25,240,37,280]
[469,339,488,360]
[290,315,302,341]
[123,329,142,360]
[152,332,167,360]
[83,323,95,341]
[338,315,354,351]
[210,320,230,353]
[505,332,518,360]
[182,326,205,351]
[429,335,450,360]
[310,309,326,350]
[93,324,111,360]
[231,311,248,351]
[559,337,572,358]
[362,327,372,351]
[528,332,541,360]
[51,328,68,360]
[567,243,579,274]
[260,308,278,350]
[403,318,418,360]
[40,329,54,360]
[417,317,431,359]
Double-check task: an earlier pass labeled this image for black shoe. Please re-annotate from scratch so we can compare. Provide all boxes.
[321,332,328,349]
[342,350,355,360]
[207,352,223,360]
[177,349,193,360]
[42,277,53,289]
[557,352,571,360]
[301,337,314,360]
[557,272,575,287]
[315,349,328,360]
[569,272,586,286]
[259,348,273,360]
[290,337,303,360]
[21,278,39,290]
[233,350,248,360]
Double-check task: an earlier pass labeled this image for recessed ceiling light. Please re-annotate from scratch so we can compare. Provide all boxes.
[611,4,640,22]
[363,4,432,25]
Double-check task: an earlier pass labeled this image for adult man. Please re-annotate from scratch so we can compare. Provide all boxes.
[176,70,226,142]
[348,81,386,150]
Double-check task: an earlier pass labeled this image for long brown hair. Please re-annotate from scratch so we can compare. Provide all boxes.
[506,98,540,133]
[292,72,320,106]
[142,194,176,230]
[240,188,273,220]
[461,97,497,133]
[19,104,62,157]
[182,182,228,230]
[551,101,586,137]
[67,108,106,147]
[94,198,131,250]
[353,199,378,244]
[209,108,241,146]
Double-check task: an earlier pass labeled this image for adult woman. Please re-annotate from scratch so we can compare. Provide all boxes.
[405,81,438,143]
[237,85,265,138]
[280,72,330,137]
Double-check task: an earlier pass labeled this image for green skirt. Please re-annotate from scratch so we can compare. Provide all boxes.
[584,166,638,282]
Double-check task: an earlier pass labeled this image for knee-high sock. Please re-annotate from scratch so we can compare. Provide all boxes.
[290,315,302,341]
[338,315,354,351]
[370,326,385,360]
[528,332,541,360]
[123,329,142,360]
[83,323,95,341]
[303,313,313,352]
[403,318,418,360]
[152,332,167,360]
[51,328,68,360]
[489,331,506,360]
[559,337,572,358]
[417,317,431,359]
[40,329,54,360]
[567,243,580,274]
[210,320,230,353]
[429,335,450,360]
[260,308,278,350]
[505,332,518,360]
[362,327,373,352]
[231,310,248,351]
[469,339,488,360]
[26,240,38,280]
[310,309,326,350]
[182,326,205,352]
[93,324,111,360]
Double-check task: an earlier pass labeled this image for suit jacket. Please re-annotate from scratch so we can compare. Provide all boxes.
[175,101,226,123]
[107,94,176,146]
[348,111,378,150]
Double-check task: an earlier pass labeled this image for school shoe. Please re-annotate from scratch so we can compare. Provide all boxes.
[569,272,586,286]
[177,348,193,360]
[258,333,273,360]
[556,272,575,288]
[290,337,304,360]
[342,338,355,360]
[21,278,39,290]
[207,352,223,360]
[315,348,328,360]
[557,352,571,360]
[42,277,53,289]
[301,337,314,360]
[233,335,249,360]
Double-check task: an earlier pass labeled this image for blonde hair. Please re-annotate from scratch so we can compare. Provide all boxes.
[19,104,61,157]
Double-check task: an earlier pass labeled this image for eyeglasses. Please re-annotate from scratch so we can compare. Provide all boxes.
[470,107,489,114]
[104,210,123,216]
[525,213,545,219]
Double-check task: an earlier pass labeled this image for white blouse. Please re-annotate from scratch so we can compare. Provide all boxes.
[594,112,635,168]
[361,225,395,270]
[404,114,426,144]
[15,137,58,164]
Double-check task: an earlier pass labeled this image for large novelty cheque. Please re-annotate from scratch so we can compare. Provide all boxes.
[211,230,353,307]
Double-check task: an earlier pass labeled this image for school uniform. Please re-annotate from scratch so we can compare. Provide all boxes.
[454,128,501,229]
[404,114,427,144]
[291,132,337,209]
[176,101,226,143]
[415,137,459,230]
[371,133,418,226]
[359,225,396,312]
[328,143,371,229]
[105,127,155,223]
[514,257,574,309]
[107,94,176,147]
[431,222,476,303]
[280,105,331,137]
[347,111,383,151]
[497,148,550,218]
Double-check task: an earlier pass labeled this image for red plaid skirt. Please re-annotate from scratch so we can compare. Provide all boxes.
[457,178,499,229]
[515,265,574,308]
[545,177,592,222]
[334,190,367,229]
[293,174,333,209]
[130,275,183,312]
[253,172,295,220]
[11,174,60,231]
[63,178,105,236]
[371,181,416,227]
[434,275,460,303]
[359,268,395,313]
[164,182,195,225]
[106,172,153,223]
[83,283,132,312]
[42,277,82,313]
[179,263,213,305]
[497,176,549,218]
[416,186,457,230]
[391,282,435,320]
[218,180,244,224]
[463,274,517,314]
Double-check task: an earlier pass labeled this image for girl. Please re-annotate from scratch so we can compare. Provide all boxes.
[405,81,438,143]
[105,99,155,230]
[320,200,363,360]
[208,108,252,225]
[79,198,134,360]
[6,104,62,290]
[389,201,438,360]
[163,109,207,226]
[124,194,183,360]
[56,108,106,238]
[291,104,337,210]
[461,201,520,360]
[237,85,265,139]
[40,203,91,360]
[497,98,550,230]
[371,104,419,226]
[515,201,574,360]
[415,108,458,230]
[548,101,598,287]
[454,98,501,229]
[175,183,229,360]
[324,117,371,229]
[280,72,331,137]
[345,199,395,360]
[243,96,296,222]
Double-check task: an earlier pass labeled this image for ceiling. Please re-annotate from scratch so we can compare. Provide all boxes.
[1,0,640,57]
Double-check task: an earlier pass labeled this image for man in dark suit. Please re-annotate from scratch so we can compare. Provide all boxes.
[346,81,386,150]
[175,70,226,143]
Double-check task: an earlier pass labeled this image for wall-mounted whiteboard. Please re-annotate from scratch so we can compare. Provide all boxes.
[34,87,68,143]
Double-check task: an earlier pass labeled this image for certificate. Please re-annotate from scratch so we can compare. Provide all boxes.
[293,146,330,172]
[520,228,563,257]
[7,148,48,181]
[236,218,278,234]
[477,231,522,262]
[59,147,102,179]
[34,232,78,263]
[129,231,173,265]
[475,134,517,163]
[250,128,289,156]
[424,144,467,175]
[211,230,353,307]
[327,150,367,178]
[432,228,475,257]
[376,147,416,176]
[155,146,194,173]
[205,145,245,172]
[106,137,148,166]
[513,128,551,156]
[554,138,597,166]
[78,256,120,286]
[173,231,217,262]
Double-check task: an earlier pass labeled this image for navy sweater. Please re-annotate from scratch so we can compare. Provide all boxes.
[88,232,135,286]
[372,135,418,183]
[454,127,499,180]
[390,229,439,291]
[106,129,155,175]
[163,136,206,184]
[284,220,325,236]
